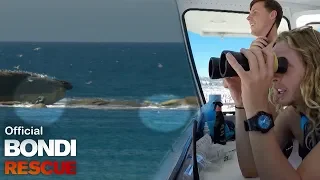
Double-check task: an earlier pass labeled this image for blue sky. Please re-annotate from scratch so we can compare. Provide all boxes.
[188,28,320,77]
[187,31,254,77]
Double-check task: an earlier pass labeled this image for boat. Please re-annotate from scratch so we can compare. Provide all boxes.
[153,0,320,179]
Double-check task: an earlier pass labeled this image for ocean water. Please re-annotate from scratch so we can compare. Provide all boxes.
[0,42,201,180]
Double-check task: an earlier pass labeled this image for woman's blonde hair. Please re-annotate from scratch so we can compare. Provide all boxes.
[269,26,320,149]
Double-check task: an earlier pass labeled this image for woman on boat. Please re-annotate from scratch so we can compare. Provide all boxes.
[224,26,320,180]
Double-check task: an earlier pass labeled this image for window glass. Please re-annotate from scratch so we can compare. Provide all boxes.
[0,1,199,179]
[184,10,290,111]
[296,14,320,30]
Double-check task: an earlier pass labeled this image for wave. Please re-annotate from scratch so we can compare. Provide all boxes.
[0,76,236,111]
[0,96,200,110]
[0,97,236,112]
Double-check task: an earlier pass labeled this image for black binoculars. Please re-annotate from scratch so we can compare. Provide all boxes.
[208,50,288,79]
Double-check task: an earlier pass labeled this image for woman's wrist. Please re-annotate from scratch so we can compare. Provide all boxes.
[235,105,245,109]
[234,102,244,109]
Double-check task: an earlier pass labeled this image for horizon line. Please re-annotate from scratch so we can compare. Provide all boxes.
[0,41,185,43]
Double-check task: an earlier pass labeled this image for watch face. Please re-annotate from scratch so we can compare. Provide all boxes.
[257,115,271,129]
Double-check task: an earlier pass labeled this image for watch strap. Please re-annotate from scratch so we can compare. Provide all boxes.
[244,111,274,133]
[244,120,249,131]
[244,119,259,131]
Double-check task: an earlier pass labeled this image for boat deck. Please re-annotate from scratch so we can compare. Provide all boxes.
[203,140,302,180]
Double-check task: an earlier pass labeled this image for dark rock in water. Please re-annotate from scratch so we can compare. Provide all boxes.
[66,98,141,107]
[0,70,72,105]
[31,103,47,108]
[64,96,199,109]
[160,96,198,106]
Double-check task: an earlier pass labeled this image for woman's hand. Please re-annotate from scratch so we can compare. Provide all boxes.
[225,44,275,118]
[250,36,269,49]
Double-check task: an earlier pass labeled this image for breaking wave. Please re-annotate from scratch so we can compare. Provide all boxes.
[0,96,199,110]
[0,77,235,111]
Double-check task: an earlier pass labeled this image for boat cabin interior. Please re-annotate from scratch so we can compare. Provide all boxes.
[167,0,320,179]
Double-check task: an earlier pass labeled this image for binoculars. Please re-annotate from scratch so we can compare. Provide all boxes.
[208,50,288,79]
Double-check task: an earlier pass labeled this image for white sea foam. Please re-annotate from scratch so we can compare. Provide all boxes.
[0,77,235,111]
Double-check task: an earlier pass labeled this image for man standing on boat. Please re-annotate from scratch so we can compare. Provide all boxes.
[223,0,283,113]
[248,0,282,48]
[223,0,284,178]
[246,0,284,120]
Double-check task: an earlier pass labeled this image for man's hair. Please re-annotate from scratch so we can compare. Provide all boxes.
[250,0,283,28]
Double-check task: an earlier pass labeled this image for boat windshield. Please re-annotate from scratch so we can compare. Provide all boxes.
[183,10,290,112]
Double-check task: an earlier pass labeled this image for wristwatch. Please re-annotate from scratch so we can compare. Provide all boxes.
[244,111,274,133]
